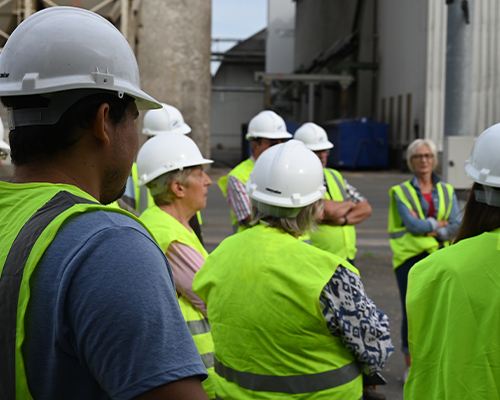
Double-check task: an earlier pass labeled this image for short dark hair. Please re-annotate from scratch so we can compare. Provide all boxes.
[2,92,133,165]
[454,182,500,243]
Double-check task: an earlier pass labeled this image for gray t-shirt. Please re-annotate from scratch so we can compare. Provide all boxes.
[24,210,207,400]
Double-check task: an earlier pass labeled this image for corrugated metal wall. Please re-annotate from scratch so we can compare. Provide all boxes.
[425,0,500,150]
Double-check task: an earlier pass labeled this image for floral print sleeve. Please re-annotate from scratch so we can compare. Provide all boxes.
[319,266,394,375]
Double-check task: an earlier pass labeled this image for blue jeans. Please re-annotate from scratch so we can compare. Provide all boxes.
[395,252,429,354]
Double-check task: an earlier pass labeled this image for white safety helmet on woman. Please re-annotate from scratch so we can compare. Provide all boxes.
[294,122,333,151]
[245,110,293,140]
[142,103,191,136]
[0,7,161,129]
[136,134,213,195]
[465,123,500,206]
[246,140,325,217]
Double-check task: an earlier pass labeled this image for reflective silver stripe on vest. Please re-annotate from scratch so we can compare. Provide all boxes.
[0,191,97,400]
[215,357,360,394]
[201,352,215,369]
[139,185,149,213]
[438,182,451,217]
[389,230,407,239]
[186,318,211,336]
[399,183,419,213]
[327,169,347,200]
[217,393,362,400]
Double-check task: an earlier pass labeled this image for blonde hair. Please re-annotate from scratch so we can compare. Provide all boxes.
[251,200,323,237]
[150,167,193,206]
[406,139,438,171]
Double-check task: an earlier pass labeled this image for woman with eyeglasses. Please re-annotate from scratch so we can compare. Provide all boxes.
[388,138,461,382]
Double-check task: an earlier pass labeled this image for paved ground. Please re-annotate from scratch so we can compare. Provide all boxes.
[202,167,413,400]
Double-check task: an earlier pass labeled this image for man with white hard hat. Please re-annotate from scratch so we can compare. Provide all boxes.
[0,7,208,400]
[0,116,9,166]
[295,122,372,262]
[194,140,392,399]
[218,110,292,232]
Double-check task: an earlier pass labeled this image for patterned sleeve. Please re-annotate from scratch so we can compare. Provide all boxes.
[319,266,394,375]
[226,175,252,223]
[343,179,367,204]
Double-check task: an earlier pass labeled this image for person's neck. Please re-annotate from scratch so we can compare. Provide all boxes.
[416,172,433,194]
[13,158,100,200]
[159,201,195,230]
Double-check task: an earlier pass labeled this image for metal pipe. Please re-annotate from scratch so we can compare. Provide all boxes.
[308,83,315,121]
[121,0,129,42]
[444,0,474,137]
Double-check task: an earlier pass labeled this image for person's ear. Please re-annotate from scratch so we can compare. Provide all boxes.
[92,103,112,147]
[170,180,186,198]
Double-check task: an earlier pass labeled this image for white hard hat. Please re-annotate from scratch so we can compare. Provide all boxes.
[137,134,213,195]
[245,110,293,140]
[294,122,333,151]
[0,116,9,152]
[142,103,191,136]
[246,140,325,217]
[0,7,161,129]
[465,123,500,188]
[465,123,500,206]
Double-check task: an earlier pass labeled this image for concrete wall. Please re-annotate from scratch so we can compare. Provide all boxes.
[138,0,212,158]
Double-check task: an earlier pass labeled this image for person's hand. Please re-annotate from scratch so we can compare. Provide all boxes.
[437,220,449,228]
[427,231,438,237]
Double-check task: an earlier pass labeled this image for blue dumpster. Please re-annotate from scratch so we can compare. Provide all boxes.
[323,118,388,168]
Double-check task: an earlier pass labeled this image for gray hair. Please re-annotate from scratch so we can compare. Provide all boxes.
[149,167,193,206]
[250,200,323,237]
[406,139,438,171]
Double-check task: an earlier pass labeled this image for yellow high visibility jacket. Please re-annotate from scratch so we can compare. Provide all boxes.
[193,223,363,399]
[405,229,500,399]
[309,168,357,260]
[0,182,139,400]
[139,206,215,399]
[388,180,453,270]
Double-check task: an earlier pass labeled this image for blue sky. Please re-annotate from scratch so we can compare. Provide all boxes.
[211,0,267,74]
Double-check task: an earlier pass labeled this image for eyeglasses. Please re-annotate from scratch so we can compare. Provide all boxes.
[412,153,433,161]
[314,150,331,156]
[0,150,7,160]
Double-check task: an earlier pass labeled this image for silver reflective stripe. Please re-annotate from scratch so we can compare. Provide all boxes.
[201,352,214,369]
[187,318,211,336]
[0,191,97,400]
[327,169,347,200]
[215,357,360,394]
[399,183,419,213]
[139,185,149,213]
[438,182,451,217]
[389,230,407,239]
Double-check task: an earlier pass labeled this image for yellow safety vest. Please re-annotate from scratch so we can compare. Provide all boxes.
[308,168,357,260]
[0,182,141,400]
[193,223,363,400]
[139,206,215,399]
[405,229,500,399]
[218,158,254,232]
[388,180,454,270]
